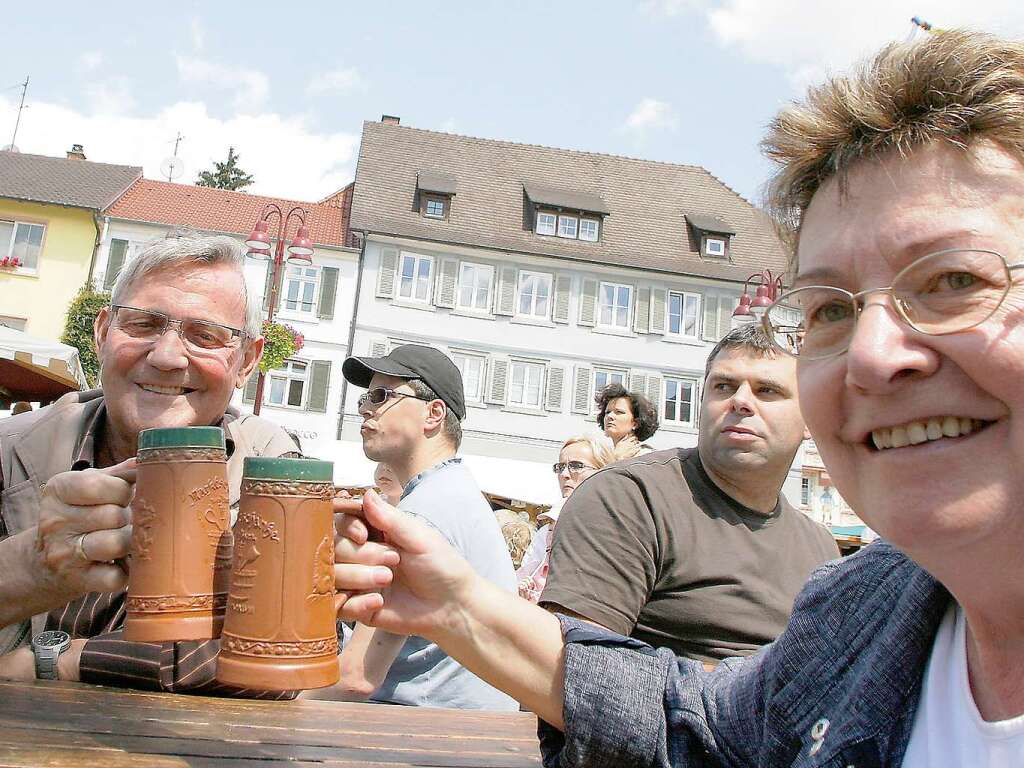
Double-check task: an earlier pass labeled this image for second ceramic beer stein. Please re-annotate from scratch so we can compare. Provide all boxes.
[123,426,232,641]
[216,457,339,690]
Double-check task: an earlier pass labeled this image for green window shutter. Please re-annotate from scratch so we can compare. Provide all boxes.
[718,294,736,340]
[632,287,650,334]
[702,294,720,341]
[242,371,259,404]
[103,239,129,290]
[262,263,276,313]
[545,365,565,412]
[434,259,458,308]
[317,266,339,320]
[578,279,598,327]
[571,365,592,414]
[646,376,662,414]
[376,248,398,298]
[649,288,667,333]
[629,372,648,395]
[306,360,332,413]
[552,274,572,324]
[485,358,509,405]
[495,267,516,316]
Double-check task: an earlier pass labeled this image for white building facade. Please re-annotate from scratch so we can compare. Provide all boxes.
[343,119,802,507]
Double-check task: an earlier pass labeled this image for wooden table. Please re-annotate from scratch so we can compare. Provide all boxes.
[0,680,542,767]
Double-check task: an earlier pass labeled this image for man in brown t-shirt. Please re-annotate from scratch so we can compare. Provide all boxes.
[542,326,839,663]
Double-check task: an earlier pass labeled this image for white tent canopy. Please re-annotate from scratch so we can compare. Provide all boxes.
[0,324,87,402]
[301,437,561,508]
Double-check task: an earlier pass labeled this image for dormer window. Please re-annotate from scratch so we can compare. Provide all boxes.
[704,237,726,257]
[524,183,609,244]
[417,170,457,222]
[685,214,736,260]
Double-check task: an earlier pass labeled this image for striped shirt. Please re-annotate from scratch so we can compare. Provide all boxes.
[1,401,297,699]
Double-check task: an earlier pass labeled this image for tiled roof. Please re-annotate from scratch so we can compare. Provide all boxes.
[105,179,355,249]
[0,151,141,211]
[349,121,790,283]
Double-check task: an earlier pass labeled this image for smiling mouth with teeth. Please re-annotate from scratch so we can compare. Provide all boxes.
[870,417,991,451]
[139,384,193,396]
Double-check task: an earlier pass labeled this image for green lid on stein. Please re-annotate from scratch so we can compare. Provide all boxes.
[243,456,334,482]
[138,426,226,450]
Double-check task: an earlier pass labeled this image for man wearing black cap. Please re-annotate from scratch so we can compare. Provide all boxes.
[312,344,517,710]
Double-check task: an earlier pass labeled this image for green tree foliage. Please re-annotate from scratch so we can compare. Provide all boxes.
[60,284,110,387]
[195,146,255,191]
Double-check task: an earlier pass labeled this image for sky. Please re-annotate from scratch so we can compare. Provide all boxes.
[3,1,1024,205]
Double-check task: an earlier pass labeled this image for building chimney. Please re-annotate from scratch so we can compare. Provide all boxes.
[381,115,401,126]
[66,144,87,160]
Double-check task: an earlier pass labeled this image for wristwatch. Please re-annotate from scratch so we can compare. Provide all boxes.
[31,630,71,680]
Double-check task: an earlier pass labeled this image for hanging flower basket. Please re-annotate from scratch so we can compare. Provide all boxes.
[259,320,304,373]
[0,256,22,269]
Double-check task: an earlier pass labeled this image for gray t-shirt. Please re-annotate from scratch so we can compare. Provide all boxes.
[370,458,518,711]
[542,447,840,663]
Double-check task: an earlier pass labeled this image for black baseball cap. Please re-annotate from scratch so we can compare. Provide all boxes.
[342,344,466,420]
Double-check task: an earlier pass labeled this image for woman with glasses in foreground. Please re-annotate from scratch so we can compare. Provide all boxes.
[517,435,614,603]
[332,30,1024,766]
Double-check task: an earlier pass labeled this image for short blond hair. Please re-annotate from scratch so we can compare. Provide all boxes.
[560,433,616,469]
[763,30,1024,250]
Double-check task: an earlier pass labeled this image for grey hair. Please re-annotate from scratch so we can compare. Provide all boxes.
[704,324,778,381]
[110,231,262,337]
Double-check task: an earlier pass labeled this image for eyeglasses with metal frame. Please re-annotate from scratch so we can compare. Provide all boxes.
[552,461,597,475]
[762,248,1024,360]
[357,386,433,411]
[111,305,247,352]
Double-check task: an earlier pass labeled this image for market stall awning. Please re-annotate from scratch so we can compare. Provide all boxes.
[0,325,87,404]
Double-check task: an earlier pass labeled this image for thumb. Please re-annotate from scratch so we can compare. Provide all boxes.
[101,457,137,485]
[362,489,435,554]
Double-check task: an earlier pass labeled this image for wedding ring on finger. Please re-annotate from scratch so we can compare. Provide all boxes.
[74,533,91,563]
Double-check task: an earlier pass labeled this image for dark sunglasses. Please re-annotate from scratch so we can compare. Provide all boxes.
[357,386,432,410]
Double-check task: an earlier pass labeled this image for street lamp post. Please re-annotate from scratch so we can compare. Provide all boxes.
[245,204,314,415]
[732,269,785,324]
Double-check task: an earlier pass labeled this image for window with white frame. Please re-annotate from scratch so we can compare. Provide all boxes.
[398,252,434,303]
[535,212,557,236]
[663,377,697,427]
[456,262,494,312]
[598,282,632,329]
[266,359,308,408]
[452,352,486,403]
[704,237,727,258]
[579,218,599,241]
[557,215,578,239]
[667,291,701,338]
[424,196,447,219]
[281,264,319,314]
[508,360,544,409]
[801,478,812,506]
[516,271,552,319]
[593,368,627,400]
[0,220,45,271]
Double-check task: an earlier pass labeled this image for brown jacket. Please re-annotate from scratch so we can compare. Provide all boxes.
[0,390,298,695]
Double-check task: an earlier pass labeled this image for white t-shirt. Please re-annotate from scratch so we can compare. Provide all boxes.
[902,604,1024,767]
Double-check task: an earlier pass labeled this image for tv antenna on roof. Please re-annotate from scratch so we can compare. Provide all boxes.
[159,132,185,181]
[5,76,29,153]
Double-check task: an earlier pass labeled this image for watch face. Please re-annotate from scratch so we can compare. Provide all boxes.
[35,631,70,648]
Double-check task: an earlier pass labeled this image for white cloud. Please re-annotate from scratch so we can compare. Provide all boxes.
[703,0,1024,91]
[190,16,205,50]
[623,98,677,133]
[83,76,135,115]
[0,96,359,201]
[306,68,364,96]
[79,51,103,72]
[175,55,269,112]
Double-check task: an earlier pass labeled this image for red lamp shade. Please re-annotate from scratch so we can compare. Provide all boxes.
[732,293,754,321]
[246,247,271,261]
[287,226,314,258]
[246,219,271,249]
[751,283,774,308]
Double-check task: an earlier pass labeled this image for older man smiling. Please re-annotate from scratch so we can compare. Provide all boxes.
[0,233,297,695]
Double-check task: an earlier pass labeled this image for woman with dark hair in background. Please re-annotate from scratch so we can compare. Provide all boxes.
[594,383,659,458]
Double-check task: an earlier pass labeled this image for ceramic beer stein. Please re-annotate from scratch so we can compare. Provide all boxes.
[123,426,231,641]
[216,457,339,690]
